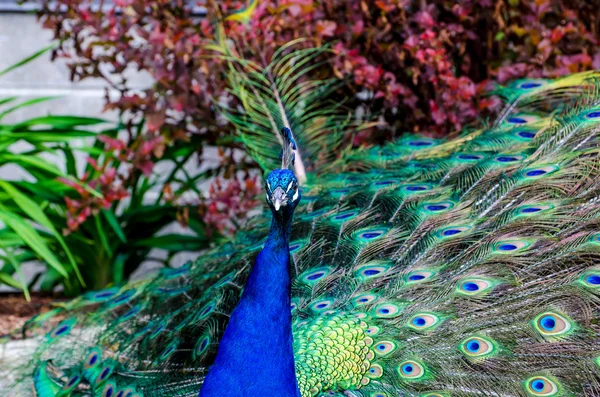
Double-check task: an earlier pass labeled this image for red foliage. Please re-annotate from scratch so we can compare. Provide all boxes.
[35,0,600,137]
[58,158,128,235]
[199,175,262,237]
[32,0,600,231]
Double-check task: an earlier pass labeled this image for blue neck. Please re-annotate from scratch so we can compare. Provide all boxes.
[200,207,300,397]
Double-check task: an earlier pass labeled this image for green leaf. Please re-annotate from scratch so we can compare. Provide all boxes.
[0,271,22,290]
[0,181,84,287]
[39,268,63,292]
[0,97,58,120]
[95,214,113,258]
[11,115,106,130]
[61,145,78,177]
[0,97,18,107]
[0,248,30,300]
[494,32,505,41]
[101,209,127,243]
[0,181,56,231]
[7,130,98,142]
[0,208,68,277]
[0,153,63,175]
[0,229,24,246]
[112,253,127,285]
[0,44,55,77]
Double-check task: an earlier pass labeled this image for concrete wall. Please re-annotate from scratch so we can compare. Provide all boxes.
[0,14,154,123]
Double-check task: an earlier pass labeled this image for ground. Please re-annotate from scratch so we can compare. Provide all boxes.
[0,294,58,335]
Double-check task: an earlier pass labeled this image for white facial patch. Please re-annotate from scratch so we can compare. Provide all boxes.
[292,188,299,201]
[286,180,294,192]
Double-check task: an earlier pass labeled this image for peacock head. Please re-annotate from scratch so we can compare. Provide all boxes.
[265,169,301,214]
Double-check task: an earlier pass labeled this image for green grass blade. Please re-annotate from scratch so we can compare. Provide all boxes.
[0,248,30,301]
[11,115,106,130]
[101,209,127,243]
[0,271,23,290]
[94,214,113,258]
[0,44,55,77]
[0,97,18,107]
[0,208,68,277]
[0,97,58,121]
[0,181,84,287]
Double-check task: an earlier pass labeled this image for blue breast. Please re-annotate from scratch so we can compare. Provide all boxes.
[200,222,300,397]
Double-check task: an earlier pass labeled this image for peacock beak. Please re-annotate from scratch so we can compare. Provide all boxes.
[271,187,288,211]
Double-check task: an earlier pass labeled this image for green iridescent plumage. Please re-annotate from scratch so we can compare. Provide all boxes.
[4,48,600,397]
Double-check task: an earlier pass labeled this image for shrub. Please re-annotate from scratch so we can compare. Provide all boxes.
[27,0,600,237]
[0,109,215,295]
[0,49,216,296]
[33,0,600,138]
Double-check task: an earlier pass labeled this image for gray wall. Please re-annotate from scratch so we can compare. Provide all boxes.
[0,14,153,123]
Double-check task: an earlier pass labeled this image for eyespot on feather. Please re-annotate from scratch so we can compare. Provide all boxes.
[366,363,384,378]
[365,325,381,336]
[84,287,118,302]
[532,311,573,339]
[373,303,403,318]
[355,262,391,281]
[108,289,136,307]
[455,278,498,297]
[459,336,498,360]
[454,153,485,161]
[353,227,389,242]
[47,318,76,340]
[493,239,531,254]
[524,375,561,396]
[373,340,397,356]
[300,266,334,285]
[402,184,433,193]
[397,360,427,381]
[353,292,380,305]
[438,225,471,238]
[405,270,436,284]
[422,201,453,213]
[579,269,600,288]
[504,114,539,125]
[99,381,117,397]
[330,210,359,223]
[61,373,81,392]
[93,363,114,386]
[309,298,334,312]
[522,165,558,179]
[83,347,102,371]
[119,304,142,322]
[493,154,526,164]
[407,313,442,331]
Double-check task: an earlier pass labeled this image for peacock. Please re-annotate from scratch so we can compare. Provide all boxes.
[4,39,600,397]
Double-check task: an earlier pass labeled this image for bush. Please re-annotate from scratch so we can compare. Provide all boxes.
[0,109,217,296]
[27,0,600,236]
[0,48,219,296]
[33,0,600,138]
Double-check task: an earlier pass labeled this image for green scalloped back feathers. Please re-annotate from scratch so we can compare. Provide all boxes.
[5,72,600,397]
